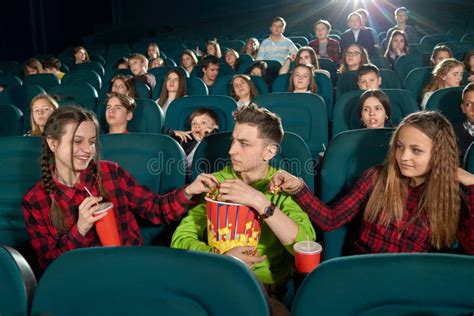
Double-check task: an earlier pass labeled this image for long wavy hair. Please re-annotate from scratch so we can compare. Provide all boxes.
[422,58,464,95]
[364,111,461,249]
[230,74,259,101]
[41,106,109,233]
[30,93,59,136]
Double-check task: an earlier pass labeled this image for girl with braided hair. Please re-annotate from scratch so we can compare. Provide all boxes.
[22,106,219,270]
[270,111,474,255]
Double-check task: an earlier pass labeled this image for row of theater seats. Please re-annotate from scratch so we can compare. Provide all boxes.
[2,244,473,315]
[2,129,474,275]
[0,85,467,166]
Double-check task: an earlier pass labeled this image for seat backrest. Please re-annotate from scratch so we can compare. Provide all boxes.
[23,74,60,92]
[165,95,237,132]
[420,34,455,52]
[320,128,393,259]
[186,77,209,96]
[31,247,270,316]
[271,73,333,120]
[0,104,23,136]
[0,84,45,134]
[335,71,358,100]
[100,133,186,245]
[425,86,464,126]
[463,143,474,173]
[318,58,338,86]
[253,92,328,158]
[394,54,425,82]
[404,66,433,102]
[461,32,474,42]
[292,253,474,316]
[0,245,37,316]
[62,70,102,91]
[0,61,23,78]
[0,73,22,88]
[134,80,152,99]
[70,61,105,77]
[191,131,315,192]
[127,98,164,133]
[49,82,98,111]
[380,69,402,89]
[0,136,42,249]
[332,89,419,137]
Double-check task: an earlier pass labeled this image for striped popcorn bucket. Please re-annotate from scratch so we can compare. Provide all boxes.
[205,197,262,254]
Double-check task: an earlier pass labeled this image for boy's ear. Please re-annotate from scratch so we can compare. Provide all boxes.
[264,143,279,161]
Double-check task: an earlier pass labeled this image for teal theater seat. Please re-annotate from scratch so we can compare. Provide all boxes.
[464,143,474,173]
[70,61,105,77]
[292,253,474,315]
[425,86,464,126]
[320,128,393,259]
[23,74,60,92]
[0,104,23,136]
[62,70,102,91]
[191,131,315,192]
[252,92,328,159]
[404,66,433,102]
[394,54,425,82]
[100,133,186,245]
[165,95,237,132]
[271,73,334,120]
[0,73,22,88]
[0,245,37,316]
[49,83,98,111]
[31,247,270,316]
[332,88,419,137]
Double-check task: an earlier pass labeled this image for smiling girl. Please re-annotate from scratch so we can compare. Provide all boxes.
[271,111,474,255]
[22,106,218,270]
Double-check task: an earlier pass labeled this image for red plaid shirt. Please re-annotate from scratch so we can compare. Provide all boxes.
[308,38,341,64]
[295,168,474,254]
[22,160,197,270]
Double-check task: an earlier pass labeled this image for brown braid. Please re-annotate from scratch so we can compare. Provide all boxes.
[89,159,110,201]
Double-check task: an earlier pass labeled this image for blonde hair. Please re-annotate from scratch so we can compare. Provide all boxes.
[422,58,464,95]
[30,94,59,136]
[364,111,461,249]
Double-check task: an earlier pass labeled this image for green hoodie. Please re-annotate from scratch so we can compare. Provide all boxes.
[171,165,316,285]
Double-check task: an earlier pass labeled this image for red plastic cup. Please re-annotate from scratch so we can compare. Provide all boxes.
[293,241,322,273]
[94,202,122,246]
[205,197,262,254]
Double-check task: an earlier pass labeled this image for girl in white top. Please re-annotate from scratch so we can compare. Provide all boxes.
[420,59,464,110]
[157,69,187,116]
[288,64,317,93]
[230,74,259,107]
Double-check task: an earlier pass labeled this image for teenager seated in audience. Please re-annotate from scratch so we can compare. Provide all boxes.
[147,43,160,60]
[115,57,129,70]
[73,46,90,65]
[24,58,44,76]
[355,8,379,46]
[358,64,382,90]
[171,104,316,315]
[242,38,260,58]
[230,74,259,107]
[339,44,371,74]
[288,64,317,93]
[384,30,409,68]
[279,46,330,78]
[105,92,136,134]
[197,39,222,59]
[454,83,474,160]
[157,69,187,116]
[340,12,376,56]
[109,75,136,98]
[180,49,199,75]
[464,50,474,84]
[224,49,240,71]
[168,108,219,167]
[201,55,220,88]
[149,57,164,69]
[248,61,271,89]
[25,93,59,136]
[256,16,298,65]
[271,111,474,255]
[430,45,453,66]
[385,7,419,44]
[358,89,393,129]
[421,58,464,109]
[308,19,340,64]
[22,105,216,271]
[128,53,156,90]
[42,57,65,80]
